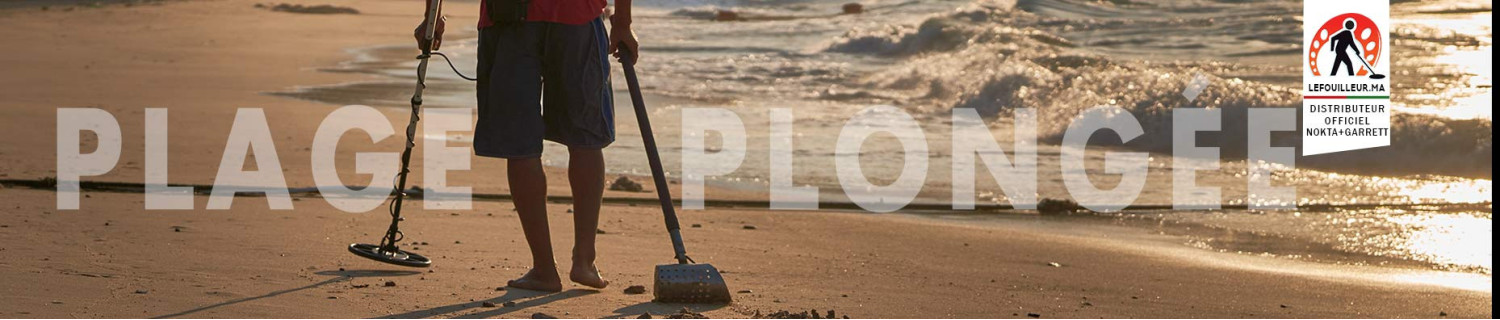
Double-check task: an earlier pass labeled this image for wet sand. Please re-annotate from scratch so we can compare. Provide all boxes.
[0,187,1491,318]
[0,0,1491,318]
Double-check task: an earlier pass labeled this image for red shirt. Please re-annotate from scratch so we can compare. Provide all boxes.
[479,0,607,27]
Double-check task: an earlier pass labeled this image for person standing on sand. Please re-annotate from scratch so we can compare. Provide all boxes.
[414,0,639,292]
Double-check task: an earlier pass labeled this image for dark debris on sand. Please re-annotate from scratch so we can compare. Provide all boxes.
[714,10,741,21]
[665,308,708,319]
[255,3,359,14]
[609,176,645,192]
[531,312,558,319]
[1037,198,1086,215]
[841,3,863,14]
[752,309,846,319]
[623,285,647,294]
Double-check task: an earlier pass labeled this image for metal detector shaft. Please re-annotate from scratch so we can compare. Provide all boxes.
[1343,46,1385,79]
[620,58,691,265]
[1355,53,1374,70]
[1353,50,1380,75]
[380,0,442,252]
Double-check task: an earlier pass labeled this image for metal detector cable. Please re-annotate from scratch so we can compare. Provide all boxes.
[377,49,473,252]
[428,52,478,81]
[379,173,406,249]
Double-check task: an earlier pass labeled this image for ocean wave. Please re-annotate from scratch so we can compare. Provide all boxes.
[668,6,823,21]
[1392,24,1490,49]
[826,4,1492,178]
[1394,0,1493,15]
[826,4,1065,56]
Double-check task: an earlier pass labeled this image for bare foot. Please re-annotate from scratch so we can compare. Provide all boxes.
[569,264,610,289]
[507,268,563,292]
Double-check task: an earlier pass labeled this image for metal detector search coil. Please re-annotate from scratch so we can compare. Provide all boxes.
[348,243,432,268]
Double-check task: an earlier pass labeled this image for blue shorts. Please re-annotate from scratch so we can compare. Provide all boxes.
[475,18,615,159]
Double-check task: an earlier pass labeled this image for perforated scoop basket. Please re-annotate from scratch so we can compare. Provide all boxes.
[654,263,732,303]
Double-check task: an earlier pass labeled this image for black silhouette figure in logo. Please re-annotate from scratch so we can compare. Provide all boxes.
[1329,18,1360,76]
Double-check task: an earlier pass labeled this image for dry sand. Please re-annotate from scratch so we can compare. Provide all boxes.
[0,0,1491,318]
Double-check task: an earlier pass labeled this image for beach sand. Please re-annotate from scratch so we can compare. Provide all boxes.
[0,0,1491,318]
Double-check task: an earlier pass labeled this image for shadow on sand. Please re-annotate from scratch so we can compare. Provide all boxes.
[376,288,598,319]
[603,302,727,319]
[151,269,421,319]
[376,288,729,318]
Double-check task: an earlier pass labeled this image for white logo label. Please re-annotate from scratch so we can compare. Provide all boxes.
[1302,0,1391,155]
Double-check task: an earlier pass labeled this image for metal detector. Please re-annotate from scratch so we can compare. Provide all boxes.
[346,0,449,268]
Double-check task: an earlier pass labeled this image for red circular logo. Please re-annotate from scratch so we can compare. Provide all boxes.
[1307,13,1382,77]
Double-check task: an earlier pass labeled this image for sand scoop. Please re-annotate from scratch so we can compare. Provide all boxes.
[619,52,734,304]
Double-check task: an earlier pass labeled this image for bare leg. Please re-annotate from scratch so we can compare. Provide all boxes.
[567,147,609,289]
[505,157,562,292]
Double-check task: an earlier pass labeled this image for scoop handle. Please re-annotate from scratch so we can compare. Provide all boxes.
[619,52,692,265]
